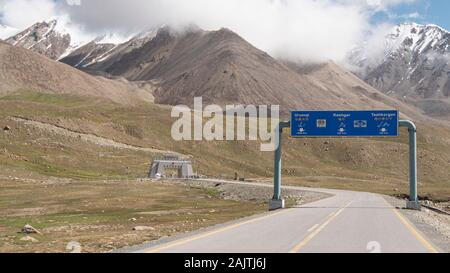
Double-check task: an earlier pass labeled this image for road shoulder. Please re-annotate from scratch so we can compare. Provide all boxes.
[384,195,450,253]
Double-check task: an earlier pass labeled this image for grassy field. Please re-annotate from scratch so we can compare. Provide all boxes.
[0,177,265,253]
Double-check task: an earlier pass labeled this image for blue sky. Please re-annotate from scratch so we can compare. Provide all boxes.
[373,0,450,30]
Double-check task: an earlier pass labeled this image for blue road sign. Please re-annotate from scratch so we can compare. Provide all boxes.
[291,110,399,138]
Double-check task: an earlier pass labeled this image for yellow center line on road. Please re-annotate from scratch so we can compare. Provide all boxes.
[143,208,292,253]
[289,201,353,253]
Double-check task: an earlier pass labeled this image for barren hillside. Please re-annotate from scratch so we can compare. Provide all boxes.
[0,41,154,105]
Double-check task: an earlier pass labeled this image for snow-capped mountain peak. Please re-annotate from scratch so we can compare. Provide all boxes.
[346,22,450,119]
[3,18,101,60]
[3,18,160,68]
[5,20,72,60]
[348,23,449,72]
[59,27,158,68]
[386,23,449,55]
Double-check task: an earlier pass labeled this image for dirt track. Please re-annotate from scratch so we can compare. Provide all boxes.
[8,116,181,155]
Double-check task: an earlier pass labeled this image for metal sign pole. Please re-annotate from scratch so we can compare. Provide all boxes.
[399,120,421,210]
[270,121,290,211]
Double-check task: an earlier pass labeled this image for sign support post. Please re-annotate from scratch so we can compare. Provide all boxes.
[269,121,290,211]
[399,120,421,210]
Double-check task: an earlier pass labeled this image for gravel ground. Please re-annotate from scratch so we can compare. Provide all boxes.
[167,179,332,207]
[424,201,450,214]
[384,196,450,253]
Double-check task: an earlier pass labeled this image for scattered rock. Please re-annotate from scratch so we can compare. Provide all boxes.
[128,218,137,222]
[101,242,116,249]
[132,226,155,231]
[22,224,41,235]
[20,236,39,243]
[3,126,10,131]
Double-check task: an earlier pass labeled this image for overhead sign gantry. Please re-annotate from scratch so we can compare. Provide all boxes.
[270,110,420,211]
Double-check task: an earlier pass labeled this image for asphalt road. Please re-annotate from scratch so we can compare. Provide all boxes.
[128,182,439,253]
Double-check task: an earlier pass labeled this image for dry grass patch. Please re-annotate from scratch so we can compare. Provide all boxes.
[0,178,265,253]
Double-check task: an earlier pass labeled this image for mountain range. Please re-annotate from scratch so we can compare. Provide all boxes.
[1,19,449,121]
[0,20,423,119]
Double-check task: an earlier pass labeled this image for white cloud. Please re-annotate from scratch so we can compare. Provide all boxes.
[65,0,81,6]
[362,0,418,11]
[60,0,374,62]
[387,11,422,20]
[406,12,421,19]
[345,22,395,72]
[0,0,419,63]
[0,0,57,29]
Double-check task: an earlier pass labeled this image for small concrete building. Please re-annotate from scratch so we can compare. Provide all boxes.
[149,155,195,179]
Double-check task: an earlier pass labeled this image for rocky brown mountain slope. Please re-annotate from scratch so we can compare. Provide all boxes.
[0,41,154,105]
[61,30,157,69]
